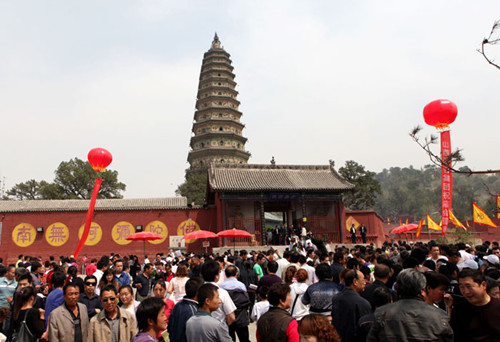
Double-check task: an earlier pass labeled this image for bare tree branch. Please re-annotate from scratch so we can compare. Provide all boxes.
[409,126,500,175]
[478,20,500,70]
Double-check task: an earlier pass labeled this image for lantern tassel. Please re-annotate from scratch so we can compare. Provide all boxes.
[73,177,102,258]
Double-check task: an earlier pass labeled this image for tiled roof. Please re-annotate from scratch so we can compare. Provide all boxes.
[208,163,354,191]
[0,197,188,213]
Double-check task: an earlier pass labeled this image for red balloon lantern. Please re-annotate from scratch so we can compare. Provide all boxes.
[423,99,458,129]
[88,148,113,172]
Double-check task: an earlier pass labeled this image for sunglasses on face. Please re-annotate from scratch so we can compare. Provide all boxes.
[85,282,96,286]
[102,297,116,303]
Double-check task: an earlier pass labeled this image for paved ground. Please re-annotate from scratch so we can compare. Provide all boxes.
[249,321,257,342]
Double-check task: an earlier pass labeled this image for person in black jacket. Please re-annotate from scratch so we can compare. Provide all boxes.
[221,265,251,342]
[167,277,202,342]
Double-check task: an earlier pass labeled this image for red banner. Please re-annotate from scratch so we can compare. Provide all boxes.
[441,130,452,236]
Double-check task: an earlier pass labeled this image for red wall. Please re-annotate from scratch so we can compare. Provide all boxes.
[0,208,217,265]
[345,210,386,246]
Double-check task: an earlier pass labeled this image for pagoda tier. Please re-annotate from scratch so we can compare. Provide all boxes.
[187,33,250,170]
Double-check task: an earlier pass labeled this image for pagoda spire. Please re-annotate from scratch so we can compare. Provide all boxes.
[187,35,251,170]
[212,32,221,49]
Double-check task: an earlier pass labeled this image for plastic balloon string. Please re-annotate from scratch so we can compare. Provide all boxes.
[74,177,103,258]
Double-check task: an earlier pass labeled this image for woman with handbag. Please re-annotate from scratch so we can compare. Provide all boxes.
[13,286,45,341]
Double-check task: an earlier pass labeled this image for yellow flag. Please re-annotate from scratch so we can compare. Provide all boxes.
[416,218,423,239]
[497,195,500,219]
[405,218,408,225]
[448,209,466,231]
[346,216,361,231]
[473,203,498,228]
[427,214,442,231]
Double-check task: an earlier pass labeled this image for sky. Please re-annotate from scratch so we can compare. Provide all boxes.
[1,1,499,198]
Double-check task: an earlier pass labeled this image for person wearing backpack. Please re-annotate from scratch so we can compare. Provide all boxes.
[12,286,45,341]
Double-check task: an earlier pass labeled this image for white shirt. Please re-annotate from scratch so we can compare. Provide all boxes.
[289,282,310,320]
[300,264,318,285]
[93,269,104,295]
[208,282,236,323]
[276,258,290,281]
[251,301,270,322]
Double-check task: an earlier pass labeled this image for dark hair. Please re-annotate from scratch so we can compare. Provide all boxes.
[298,255,307,265]
[372,286,393,307]
[268,283,290,306]
[257,285,269,300]
[143,263,153,271]
[63,282,80,295]
[201,260,220,282]
[267,261,278,274]
[374,264,390,279]
[119,285,133,295]
[18,273,33,284]
[225,265,238,278]
[68,265,78,278]
[315,263,333,281]
[53,271,66,288]
[185,278,203,299]
[113,259,124,266]
[285,266,298,285]
[422,259,436,271]
[197,283,218,308]
[136,297,166,331]
[14,286,36,320]
[333,252,344,263]
[97,259,107,270]
[486,276,500,293]
[84,275,97,283]
[153,280,166,292]
[31,261,42,273]
[344,270,360,287]
[425,271,450,290]
[290,253,300,264]
[346,258,359,270]
[458,269,485,285]
[402,257,419,269]
[100,285,118,297]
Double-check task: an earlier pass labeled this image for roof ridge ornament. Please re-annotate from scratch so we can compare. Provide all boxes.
[212,32,221,49]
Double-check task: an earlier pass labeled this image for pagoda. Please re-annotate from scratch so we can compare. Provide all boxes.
[187,33,251,170]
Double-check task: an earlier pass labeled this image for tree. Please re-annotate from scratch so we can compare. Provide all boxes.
[6,158,126,200]
[339,160,381,210]
[176,171,207,205]
[479,20,500,70]
[7,179,48,200]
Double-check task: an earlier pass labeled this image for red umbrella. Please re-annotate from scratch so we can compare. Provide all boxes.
[217,228,252,238]
[390,224,418,234]
[126,232,163,257]
[217,229,252,252]
[182,230,217,240]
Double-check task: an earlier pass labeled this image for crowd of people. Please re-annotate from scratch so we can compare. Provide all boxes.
[0,239,500,342]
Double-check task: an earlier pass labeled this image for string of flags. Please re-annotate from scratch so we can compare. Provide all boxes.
[391,199,499,236]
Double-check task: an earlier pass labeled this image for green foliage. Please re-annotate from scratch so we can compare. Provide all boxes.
[374,165,500,222]
[265,225,274,232]
[450,227,474,246]
[7,158,126,200]
[176,171,207,205]
[339,161,381,210]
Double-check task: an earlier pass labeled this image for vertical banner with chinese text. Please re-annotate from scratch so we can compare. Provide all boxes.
[441,130,452,236]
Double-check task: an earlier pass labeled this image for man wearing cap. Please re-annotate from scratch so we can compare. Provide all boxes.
[483,254,500,270]
[450,269,500,341]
